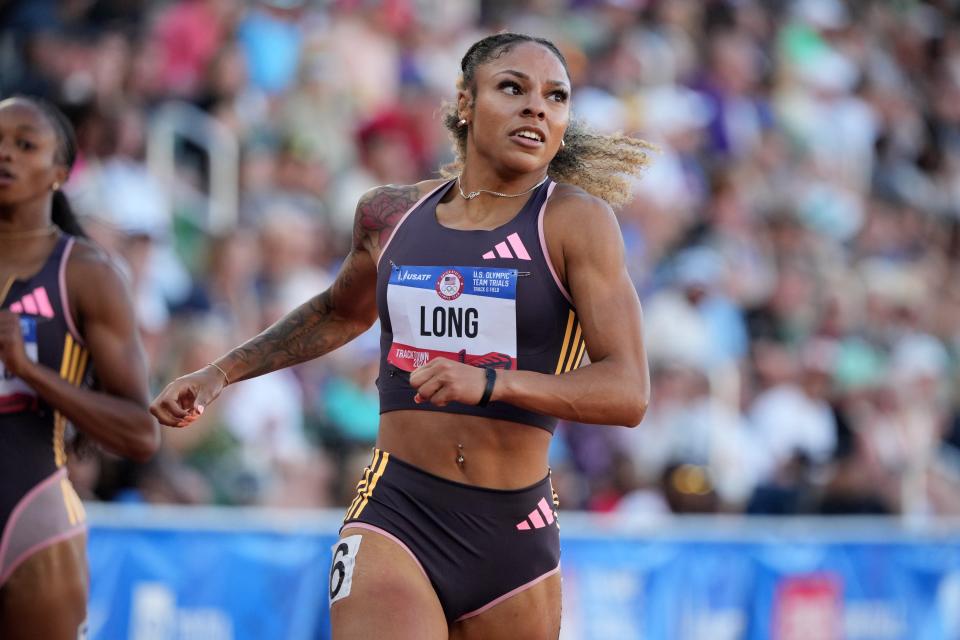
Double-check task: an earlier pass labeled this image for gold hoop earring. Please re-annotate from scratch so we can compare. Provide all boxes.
[560,139,566,148]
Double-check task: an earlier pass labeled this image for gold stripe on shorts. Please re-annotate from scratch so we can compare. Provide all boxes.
[345,450,390,522]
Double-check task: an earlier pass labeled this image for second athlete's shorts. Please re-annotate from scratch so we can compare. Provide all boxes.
[1,467,87,587]
[340,448,561,622]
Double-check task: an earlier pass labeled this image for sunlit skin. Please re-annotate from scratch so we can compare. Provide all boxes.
[150,37,649,640]
[0,97,158,462]
[456,42,571,204]
[0,99,67,231]
[0,97,158,639]
[153,40,648,485]
[0,99,69,388]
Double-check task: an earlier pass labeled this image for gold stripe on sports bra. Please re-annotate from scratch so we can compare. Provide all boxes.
[0,276,14,307]
[554,310,576,375]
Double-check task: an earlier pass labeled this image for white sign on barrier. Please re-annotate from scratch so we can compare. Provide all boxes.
[129,582,233,640]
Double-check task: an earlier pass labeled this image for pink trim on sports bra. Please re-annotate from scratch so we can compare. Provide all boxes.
[535,183,572,304]
[376,182,452,271]
[58,237,85,346]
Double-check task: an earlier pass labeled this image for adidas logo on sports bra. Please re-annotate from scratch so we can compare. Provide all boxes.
[7,287,54,318]
[482,232,531,261]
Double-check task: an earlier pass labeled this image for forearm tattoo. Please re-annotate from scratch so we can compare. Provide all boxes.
[224,289,347,381]
[222,184,422,380]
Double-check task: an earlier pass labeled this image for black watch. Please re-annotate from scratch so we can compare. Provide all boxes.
[478,367,497,407]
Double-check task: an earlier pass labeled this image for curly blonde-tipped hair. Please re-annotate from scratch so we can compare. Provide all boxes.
[439,33,654,209]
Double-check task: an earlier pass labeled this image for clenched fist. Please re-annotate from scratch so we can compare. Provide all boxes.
[408,358,491,407]
[0,311,32,379]
[149,365,228,428]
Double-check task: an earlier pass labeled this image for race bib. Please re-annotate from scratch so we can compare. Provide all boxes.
[387,265,517,371]
[329,535,362,605]
[0,317,40,413]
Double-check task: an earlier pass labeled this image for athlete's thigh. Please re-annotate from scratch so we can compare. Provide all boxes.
[0,533,89,640]
[330,526,447,640]
[450,571,561,640]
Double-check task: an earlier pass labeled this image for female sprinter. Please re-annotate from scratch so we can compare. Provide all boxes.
[151,32,651,639]
[0,96,159,639]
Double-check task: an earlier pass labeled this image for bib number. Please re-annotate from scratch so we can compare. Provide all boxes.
[329,535,362,605]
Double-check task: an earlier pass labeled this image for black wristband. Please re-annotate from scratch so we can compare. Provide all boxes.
[478,367,496,407]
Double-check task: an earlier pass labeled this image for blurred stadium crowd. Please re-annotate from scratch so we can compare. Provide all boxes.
[2,0,960,519]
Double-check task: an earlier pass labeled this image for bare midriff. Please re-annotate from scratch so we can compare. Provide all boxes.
[377,410,552,490]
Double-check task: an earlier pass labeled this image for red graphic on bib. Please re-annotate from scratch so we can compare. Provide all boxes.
[388,344,515,372]
[435,270,464,301]
[464,351,514,369]
[0,393,39,414]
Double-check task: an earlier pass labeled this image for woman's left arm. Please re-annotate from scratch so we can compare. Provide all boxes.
[7,245,159,461]
[410,192,650,426]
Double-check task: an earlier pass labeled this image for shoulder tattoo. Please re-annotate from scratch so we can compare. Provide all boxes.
[355,185,422,252]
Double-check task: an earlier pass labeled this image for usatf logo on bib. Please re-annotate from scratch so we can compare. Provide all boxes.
[387,265,518,372]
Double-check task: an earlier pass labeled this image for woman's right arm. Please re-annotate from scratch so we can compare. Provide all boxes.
[150,183,425,427]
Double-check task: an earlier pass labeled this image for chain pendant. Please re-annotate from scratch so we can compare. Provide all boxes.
[457,175,549,201]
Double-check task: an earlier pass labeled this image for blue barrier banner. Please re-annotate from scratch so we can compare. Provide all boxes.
[86,507,960,640]
[88,506,338,640]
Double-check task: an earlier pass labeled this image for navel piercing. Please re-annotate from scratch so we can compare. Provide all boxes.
[456,443,465,466]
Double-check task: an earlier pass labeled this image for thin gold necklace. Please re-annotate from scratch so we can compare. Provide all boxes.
[0,225,58,240]
[457,175,549,200]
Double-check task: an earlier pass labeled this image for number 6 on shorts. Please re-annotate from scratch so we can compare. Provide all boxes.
[329,535,362,605]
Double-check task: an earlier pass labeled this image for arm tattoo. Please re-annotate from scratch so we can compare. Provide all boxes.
[223,185,422,380]
[355,184,422,252]
[224,288,351,381]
